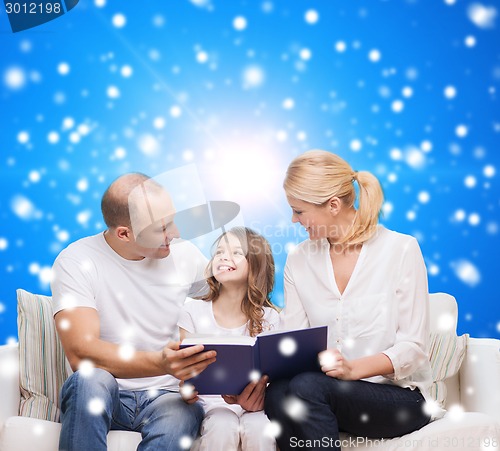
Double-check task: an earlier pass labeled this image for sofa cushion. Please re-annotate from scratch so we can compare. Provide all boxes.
[2,416,142,451]
[339,411,500,450]
[16,289,72,422]
[428,332,468,407]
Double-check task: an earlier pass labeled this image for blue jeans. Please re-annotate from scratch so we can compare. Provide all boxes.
[265,372,431,451]
[59,369,203,451]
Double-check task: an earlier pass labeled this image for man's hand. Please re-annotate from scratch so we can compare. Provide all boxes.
[222,375,268,412]
[160,341,216,380]
[179,381,199,405]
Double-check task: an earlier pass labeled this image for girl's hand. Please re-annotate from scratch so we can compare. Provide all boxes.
[319,348,355,380]
[222,375,268,411]
[179,381,199,404]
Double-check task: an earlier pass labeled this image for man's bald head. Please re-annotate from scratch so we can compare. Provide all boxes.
[101,173,152,229]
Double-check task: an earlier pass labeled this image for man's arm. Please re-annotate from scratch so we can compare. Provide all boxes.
[55,307,216,380]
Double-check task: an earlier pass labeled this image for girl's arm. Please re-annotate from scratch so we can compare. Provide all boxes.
[179,327,189,341]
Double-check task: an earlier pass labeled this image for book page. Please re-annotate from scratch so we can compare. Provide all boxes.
[257,325,327,338]
[181,335,256,346]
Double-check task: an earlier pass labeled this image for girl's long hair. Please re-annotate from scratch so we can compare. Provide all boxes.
[202,227,276,337]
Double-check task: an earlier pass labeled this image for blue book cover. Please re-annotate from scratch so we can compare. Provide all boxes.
[180,326,328,395]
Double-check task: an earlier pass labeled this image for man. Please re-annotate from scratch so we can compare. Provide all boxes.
[51,173,216,450]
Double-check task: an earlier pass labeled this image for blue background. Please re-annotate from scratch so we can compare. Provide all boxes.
[1,0,499,343]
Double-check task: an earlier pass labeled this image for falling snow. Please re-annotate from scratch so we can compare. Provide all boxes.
[4,66,26,90]
[88,397,105,415]
[284,396,308,421]
[112,13,126,28]
[233,16,247,31]
[452,260,481,287]
[304,9,319,24]
[0,0,498,347]
[278,337,297,356]
[467,3,497,29]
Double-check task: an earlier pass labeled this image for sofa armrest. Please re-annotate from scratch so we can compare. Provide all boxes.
[460,337,500,422]
[0,344,20,429]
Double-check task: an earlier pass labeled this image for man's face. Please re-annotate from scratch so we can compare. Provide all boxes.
[128,188,180,259]
[133,216,180,259]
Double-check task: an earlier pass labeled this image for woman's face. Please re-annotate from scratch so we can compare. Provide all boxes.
[287,196,335,240]
[211,233,249,285]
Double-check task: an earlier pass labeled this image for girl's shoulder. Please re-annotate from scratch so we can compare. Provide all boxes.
[183,298,213,314]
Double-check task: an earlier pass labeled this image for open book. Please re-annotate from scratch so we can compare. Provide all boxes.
[180,326,328,395]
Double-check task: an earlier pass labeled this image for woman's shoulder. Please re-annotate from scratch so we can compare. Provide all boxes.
[262,305,281,330]
[370,225,418,247]
[263,305,280,316]
[286,238,328,261]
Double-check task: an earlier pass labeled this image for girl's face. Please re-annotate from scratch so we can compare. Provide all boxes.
[212,233,249,285]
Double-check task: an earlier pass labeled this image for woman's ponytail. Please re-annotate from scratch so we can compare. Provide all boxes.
[343,170,383,245]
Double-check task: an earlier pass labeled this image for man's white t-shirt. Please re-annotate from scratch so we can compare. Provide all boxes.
[51,232,208,391]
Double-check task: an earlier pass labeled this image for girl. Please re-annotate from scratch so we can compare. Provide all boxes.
[178,226,279,451]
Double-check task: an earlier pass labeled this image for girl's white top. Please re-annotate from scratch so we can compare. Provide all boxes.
[178,299,280,414]
[179,299,280,337]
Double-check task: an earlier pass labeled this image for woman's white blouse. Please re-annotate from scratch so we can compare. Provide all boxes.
[282,225,434,399]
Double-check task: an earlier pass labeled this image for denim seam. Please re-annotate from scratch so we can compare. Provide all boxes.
[67,376,78,447]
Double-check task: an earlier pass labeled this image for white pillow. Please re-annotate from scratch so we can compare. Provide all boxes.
[17,289,72,422]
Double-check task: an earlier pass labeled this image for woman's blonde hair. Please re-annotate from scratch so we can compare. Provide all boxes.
[202,227,276,337]
[284,150,384,245]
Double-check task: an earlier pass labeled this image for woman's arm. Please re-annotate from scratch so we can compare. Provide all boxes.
[319,349,394,380]
[319,237,429,381]
[282,259,310,330]
[381,237,430,381]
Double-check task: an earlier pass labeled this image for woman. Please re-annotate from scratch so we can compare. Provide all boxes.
[265,150,439,451]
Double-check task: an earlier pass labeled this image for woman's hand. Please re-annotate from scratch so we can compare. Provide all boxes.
[320,350,394,381]
[222,375,268,411]
[179,381,199,404]
[319,348,355,380]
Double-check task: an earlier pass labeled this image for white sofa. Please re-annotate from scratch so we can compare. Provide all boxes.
[0,293,499,451]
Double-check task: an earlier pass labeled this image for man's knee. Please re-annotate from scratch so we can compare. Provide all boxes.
[149,393,204,432]
[61,368,118,402]
[177,398,204,429]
